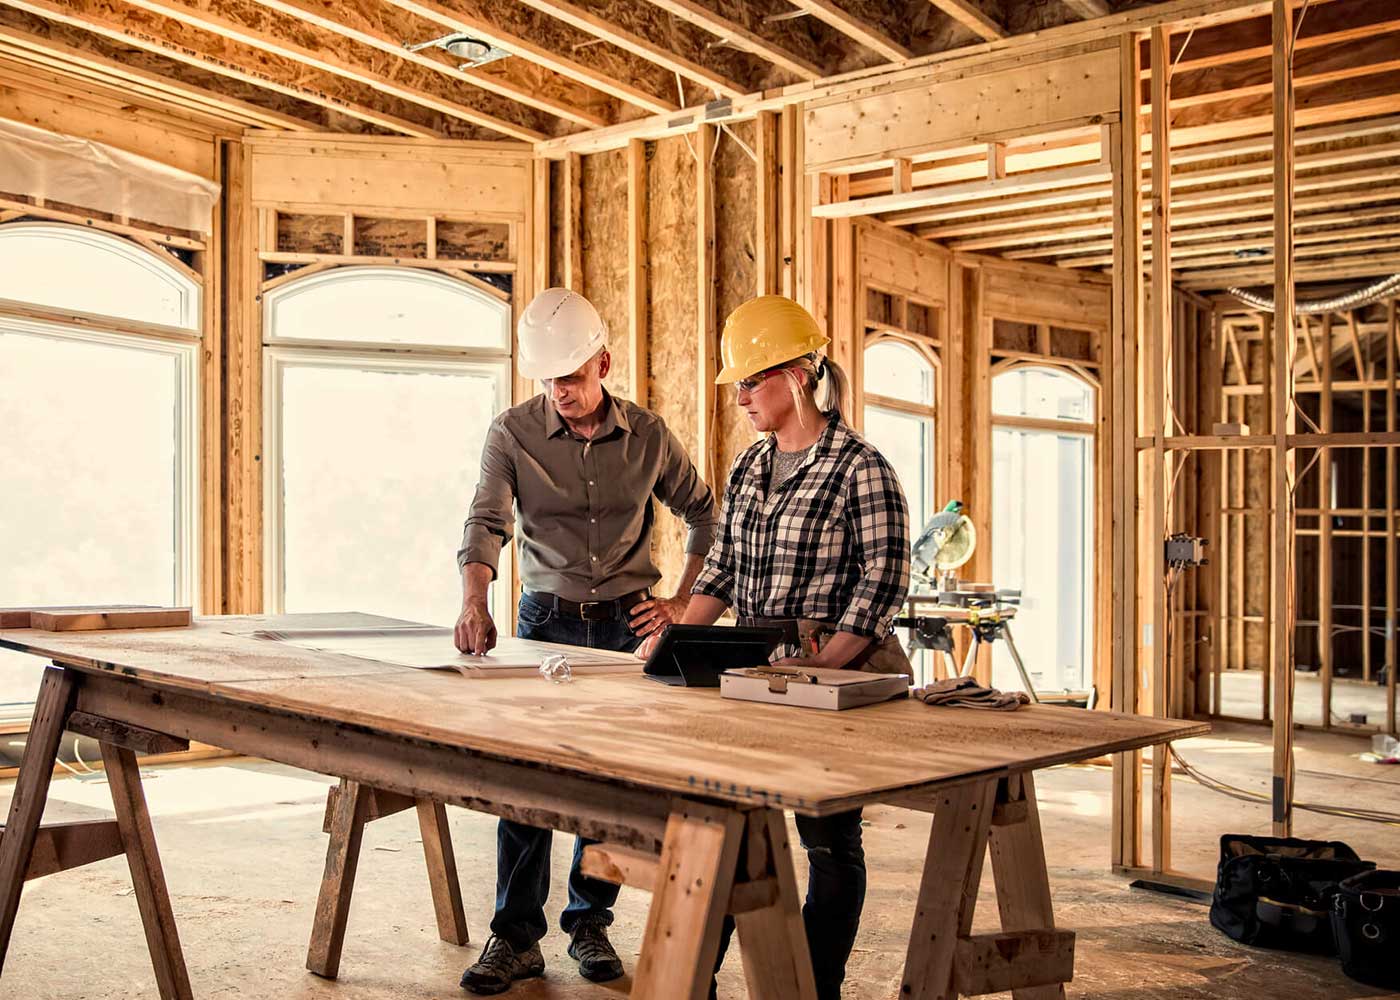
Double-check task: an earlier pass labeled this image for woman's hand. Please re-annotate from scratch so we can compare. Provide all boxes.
[635,630,666,659]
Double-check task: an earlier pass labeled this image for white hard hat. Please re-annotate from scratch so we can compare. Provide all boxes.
[517,288,608,380]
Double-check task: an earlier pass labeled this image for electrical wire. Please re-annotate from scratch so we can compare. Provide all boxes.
[1169,745,1400,826]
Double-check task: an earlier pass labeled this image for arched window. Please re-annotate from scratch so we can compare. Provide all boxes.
[862,339,937,556]
[263,267,512,628]
[0,223,199,328]
[0,223,200,719]
[991,366,1095,694]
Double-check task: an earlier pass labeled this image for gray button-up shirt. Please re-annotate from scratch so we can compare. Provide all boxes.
[458,392,718,602]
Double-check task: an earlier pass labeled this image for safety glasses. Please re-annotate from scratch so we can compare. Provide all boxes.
[734,368,789,394]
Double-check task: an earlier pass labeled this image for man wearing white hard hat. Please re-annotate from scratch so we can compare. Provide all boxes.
[454,287,717,995]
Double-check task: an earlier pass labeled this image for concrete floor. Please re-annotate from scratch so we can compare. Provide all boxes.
[3,722,1398,1000]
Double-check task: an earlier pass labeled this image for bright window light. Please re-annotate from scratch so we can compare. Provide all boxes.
[264,266,510,351]
[0,223,199,329]
[264,267,512,628]
[991,366,1095,693]
[992,365,1093,423]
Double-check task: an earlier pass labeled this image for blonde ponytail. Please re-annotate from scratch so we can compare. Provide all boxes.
[815,356,850,422]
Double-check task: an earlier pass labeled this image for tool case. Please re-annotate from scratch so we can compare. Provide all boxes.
[720,665,909,711]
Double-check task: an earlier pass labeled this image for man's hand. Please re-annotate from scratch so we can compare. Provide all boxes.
[454,600,497,655]
[628,594,688,637]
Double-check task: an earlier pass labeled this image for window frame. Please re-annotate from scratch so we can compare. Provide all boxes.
[260,264,511,354]
[0,222,201,331]
[260,266,514,627]
[990,362,1098,691]
[0,316,201,623]
[862,334,939,541]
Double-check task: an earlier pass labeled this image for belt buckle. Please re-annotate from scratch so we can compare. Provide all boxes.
[578,600,610,621]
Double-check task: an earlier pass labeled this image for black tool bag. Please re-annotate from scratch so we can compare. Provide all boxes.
[1209,834,1375,953]
[1331,869,1400,988]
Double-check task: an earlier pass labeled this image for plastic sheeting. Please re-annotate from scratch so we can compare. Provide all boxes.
[0,117,220,234]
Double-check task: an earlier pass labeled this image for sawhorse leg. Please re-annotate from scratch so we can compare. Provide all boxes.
[900,772,1074,1000]
[583,801,817,1000]
[0,666,193,999]
[307,780,468,979]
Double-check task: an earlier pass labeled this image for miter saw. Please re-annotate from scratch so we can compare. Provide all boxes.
[895,501,1044,703]
[911,500,977,592]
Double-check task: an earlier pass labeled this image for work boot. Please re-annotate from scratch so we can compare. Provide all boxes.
[568,916,625,983]
[460,935,545,995]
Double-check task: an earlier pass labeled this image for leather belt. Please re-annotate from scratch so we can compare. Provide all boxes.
[528,589,650,622]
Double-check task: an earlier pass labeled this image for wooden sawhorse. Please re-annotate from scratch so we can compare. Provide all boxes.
[307,779,469,978]
[0,668,194,998]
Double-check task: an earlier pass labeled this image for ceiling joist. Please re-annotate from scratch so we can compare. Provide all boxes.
[0,19,317,130]
[927,0,1007,42]
[247,0,611,128]
[643,0,824,82]
[379,0,680,115]
[3,0,445,135]
[116,0,553,140]
[786,0,914,64]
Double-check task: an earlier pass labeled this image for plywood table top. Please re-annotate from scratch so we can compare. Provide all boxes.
[1,614,1208,815]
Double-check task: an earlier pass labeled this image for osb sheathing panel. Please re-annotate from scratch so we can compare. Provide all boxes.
[714,122,760,484]
[581,149,631,399]
[646,135,698,594]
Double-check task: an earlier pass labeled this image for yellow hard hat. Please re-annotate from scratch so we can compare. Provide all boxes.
[715,295,830,385]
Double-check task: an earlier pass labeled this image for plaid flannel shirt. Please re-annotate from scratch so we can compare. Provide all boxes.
[693,414,910,638]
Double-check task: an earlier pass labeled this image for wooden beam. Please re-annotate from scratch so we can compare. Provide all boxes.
[697,122,718,487]
[0,20,316,131]
[1156,21,1400,114]
[5,0,443,136]
[3,819,123,881]
[928,0,1007,41]
[1387,297,1397,736]
[1109,32,1144,872]
[1061,0,1111,18]
[247,0,608,128]
[1148,24,1171,877]
[563,152,582,294]
[1270,0,1296,837]
[755,110,781,296]
[815,162,1111,220]
[117,0,551,140]
[381,0,677,115]
[533,0,1342,158]
[627,138,650,406]
[514,0,744,98]
[642,0,822,80]
[1178,250,1400,290]
[786,0,912,63]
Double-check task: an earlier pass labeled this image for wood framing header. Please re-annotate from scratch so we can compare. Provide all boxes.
[245,133,531,217]
[804,43,1123,173]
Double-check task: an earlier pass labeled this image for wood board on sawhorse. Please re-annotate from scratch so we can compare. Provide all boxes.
[0,613,1208,998]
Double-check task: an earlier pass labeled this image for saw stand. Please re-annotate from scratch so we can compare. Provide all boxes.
[896,593,1041,703]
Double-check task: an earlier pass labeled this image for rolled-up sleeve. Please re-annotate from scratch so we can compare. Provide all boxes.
[653,426,718,557]
[691,466,741,605]
[835,453,910,638]
[456,419,517,578]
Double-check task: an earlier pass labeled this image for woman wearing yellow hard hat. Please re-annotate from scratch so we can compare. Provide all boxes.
[644,294,912,1000]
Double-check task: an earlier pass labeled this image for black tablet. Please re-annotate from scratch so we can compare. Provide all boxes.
[642,624,786,687]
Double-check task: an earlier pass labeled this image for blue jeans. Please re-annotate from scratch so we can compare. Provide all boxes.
[711,809,866,1000]
[490,593,641,950]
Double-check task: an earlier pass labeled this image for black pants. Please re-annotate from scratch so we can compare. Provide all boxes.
[489,594,639,950]
[712,809,866,1000]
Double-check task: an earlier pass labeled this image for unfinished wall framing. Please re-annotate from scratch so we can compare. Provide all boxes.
[223,132,535,614]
